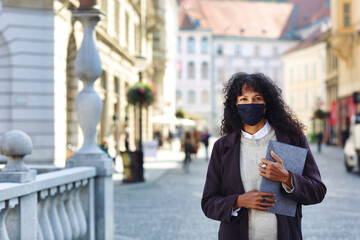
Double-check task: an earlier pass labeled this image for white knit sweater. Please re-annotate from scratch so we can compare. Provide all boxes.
[240,128,277,240]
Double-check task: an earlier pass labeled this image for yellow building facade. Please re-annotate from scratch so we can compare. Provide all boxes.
[328,0,360,145]
[282,34,327,137]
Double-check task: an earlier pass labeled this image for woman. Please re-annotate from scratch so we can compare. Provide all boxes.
[201,72,326,240]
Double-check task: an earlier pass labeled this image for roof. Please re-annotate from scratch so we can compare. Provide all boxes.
[179,0,295,39]
[283,24,325,54]
[289,0,330,28]
[179,0,330,39]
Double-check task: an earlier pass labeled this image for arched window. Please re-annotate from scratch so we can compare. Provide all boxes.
[187,37,195,54]
[201,62,208,79]
[201,90,209,104]
[188,62,195,79]
[187,90,196,104]
[201,37,208,54]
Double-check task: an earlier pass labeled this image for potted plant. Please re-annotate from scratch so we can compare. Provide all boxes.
[126,82,155,106]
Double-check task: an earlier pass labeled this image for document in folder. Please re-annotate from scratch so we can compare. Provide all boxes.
[259,140,308,217]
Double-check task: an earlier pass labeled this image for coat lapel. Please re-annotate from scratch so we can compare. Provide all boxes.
[221,132,245,194]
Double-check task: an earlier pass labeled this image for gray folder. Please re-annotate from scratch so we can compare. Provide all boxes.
[259,140,308,217]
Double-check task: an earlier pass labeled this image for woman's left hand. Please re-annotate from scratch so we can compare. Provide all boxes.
[259,151,292,187]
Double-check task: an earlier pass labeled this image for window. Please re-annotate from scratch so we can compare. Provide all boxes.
[187,90,196,104]
[135,23,141,54]
[153,30,160,51]
[178,61,182,79]
[188,62,195,79]
[217,45,223,55]
[114,76,120,94]
[344,3,351,27]
[201,37,208,54]
[201,62,208,79]
[305,65,309,81]
[176,90,182,102]
[125,13,129,48]
[254,45,260,56]
[273,69,279,82]
[217,68,224,83]
[235,45,241,56]
[114,0,120,40]
[312,63,316,79]
[273,46,278,56]
[101,71,107,90]
[178,36,181,53]
[187,37,195,54]
[201,90,209,104]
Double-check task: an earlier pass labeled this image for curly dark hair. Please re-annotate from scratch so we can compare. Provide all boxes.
[220,72,305,136]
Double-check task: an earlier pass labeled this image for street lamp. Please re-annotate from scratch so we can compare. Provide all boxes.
[135,55,147,182]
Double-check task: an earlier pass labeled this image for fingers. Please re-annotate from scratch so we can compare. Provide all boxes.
[258,194,276,210]
[259,192,276,197]
[270,151,282,164]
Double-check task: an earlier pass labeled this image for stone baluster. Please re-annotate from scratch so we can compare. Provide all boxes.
[37,222,44,240]
[0,130,36,183]
[65,183,80,239]
[0,198,19,240]
[74,180,87,237]
[38,190,55,240]
[58,185,72,240]
[49,187,64,240]
[66,4,114,239]
[0,201,9,240]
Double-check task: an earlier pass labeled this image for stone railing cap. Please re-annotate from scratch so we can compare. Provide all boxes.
[0,130,33,156]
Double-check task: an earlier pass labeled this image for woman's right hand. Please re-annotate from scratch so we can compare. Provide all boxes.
[234,189,276,211]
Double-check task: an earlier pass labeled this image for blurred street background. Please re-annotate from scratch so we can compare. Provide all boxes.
[1,0,360,239]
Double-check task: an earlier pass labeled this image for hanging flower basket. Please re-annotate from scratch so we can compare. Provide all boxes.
[126,82,155,106]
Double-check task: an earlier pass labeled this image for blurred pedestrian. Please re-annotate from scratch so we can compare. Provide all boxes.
[193,129,201,159]
[154,129,163,147]
[316,132,323,153]
[201,129,211,161]
[201,72,326,240]
[181,131,195,173]
[167,130,174,149]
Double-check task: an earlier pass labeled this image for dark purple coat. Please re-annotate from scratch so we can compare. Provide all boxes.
[201,130,326,240]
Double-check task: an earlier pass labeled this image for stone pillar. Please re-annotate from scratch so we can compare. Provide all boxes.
[66,3,114,240]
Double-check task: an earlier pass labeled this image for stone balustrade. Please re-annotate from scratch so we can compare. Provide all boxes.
[0,130,112,240]
[0,167,96,240]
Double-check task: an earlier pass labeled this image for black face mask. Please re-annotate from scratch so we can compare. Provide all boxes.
[236,103,265,126]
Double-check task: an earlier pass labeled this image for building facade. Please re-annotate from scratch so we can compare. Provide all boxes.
[0,0,179,165]
[178,0,299,135]
[151,0,179,139]
[328,0,360,145]
[177,29,212,131]
[282,26,328,137]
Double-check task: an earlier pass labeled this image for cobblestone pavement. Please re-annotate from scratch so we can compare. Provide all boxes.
[302,144,360,240]
[114,143,360,240]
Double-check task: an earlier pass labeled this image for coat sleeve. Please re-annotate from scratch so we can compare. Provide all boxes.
[285,135,327,205]
[201,140,246,223]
